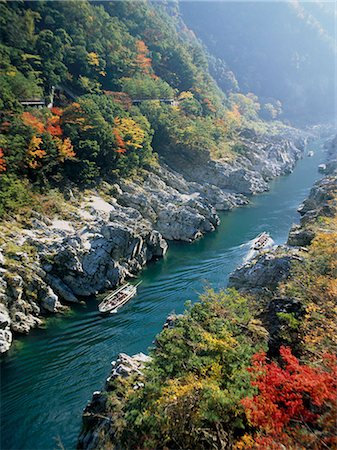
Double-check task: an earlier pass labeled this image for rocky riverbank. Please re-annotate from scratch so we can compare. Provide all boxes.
[228,141,337,353]
[77,139,336,448]
[0,128,312,353]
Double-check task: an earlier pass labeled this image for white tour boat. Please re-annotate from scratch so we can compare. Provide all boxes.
[98,282,141,314]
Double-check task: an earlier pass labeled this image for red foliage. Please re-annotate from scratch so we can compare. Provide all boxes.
[0,149,6,172]
[241,347,337,448]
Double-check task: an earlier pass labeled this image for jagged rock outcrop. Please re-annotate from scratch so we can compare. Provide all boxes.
[229,173,337,355]
[0,304,12,353]
[0,130,308,353]
[228,246,303,292]
[0,197,168,347]
[323,134,337,175]
[168,130,307,195]
[78,352,151,450]
[288,175,337,246]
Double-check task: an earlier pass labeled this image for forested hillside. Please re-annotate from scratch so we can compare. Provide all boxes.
[181,1,336,124]
[0,0,278,219]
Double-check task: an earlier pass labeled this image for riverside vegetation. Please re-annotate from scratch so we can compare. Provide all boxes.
[79,147,337,449]
[0,0,311,353]
[0,1,336,449]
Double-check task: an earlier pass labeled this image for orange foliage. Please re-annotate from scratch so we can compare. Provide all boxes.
[27,136,46,169]
[46,115,62,137]
[135,40,152,74]
[113,128,126,154]
[22,112,45,134]
[50,107,63,116]
[0,149,6,172]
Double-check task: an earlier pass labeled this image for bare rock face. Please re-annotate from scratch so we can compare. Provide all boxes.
[169,131,306,196]
[0,304,12,353]
[40,286,62,313]
[228,247,303,291]
[78,352,151,450]
[109,352,151,379]
[113,166,221,241]
[288,175,337,247]
[0,194,169,351]
[287,224,316,247]
[297,176,337,220]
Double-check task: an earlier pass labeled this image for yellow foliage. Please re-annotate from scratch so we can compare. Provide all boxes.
[158,375,204,405]
[233,433,255,449]
[56,138,76,162]
[87,51,100,66]
[178,91,194,100]
[224,105,242,134]
[199,330,238,353]
[27,136,46,169]
[113,117,145,150]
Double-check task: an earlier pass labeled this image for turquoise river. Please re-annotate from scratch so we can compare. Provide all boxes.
[0,139,327,449]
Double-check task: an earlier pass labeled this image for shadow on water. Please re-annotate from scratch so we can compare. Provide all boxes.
[0,139,327,450]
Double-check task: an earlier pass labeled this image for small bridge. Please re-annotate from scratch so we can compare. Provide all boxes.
[132,98,178,106]
[19,99,45,108]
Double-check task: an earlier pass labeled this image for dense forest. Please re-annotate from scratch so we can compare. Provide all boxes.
[0,0,287,218]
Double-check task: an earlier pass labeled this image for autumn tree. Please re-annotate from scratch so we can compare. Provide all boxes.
[239,346,337,449]
[135,40,152,75]
[26,135,46,169]
[0,149,6,173]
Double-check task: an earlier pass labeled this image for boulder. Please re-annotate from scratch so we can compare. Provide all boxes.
[0,304,12,353]
[287,224,316,247]
[46,275,79,303]
[110,352,151,379]
[0,329,12,353]
[40,287,62,313]
[229,247,302,291]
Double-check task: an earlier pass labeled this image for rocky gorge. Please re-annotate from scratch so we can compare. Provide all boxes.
[0,128,313,353]
[77,137,336,450]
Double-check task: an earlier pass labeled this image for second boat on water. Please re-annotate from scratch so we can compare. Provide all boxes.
[98,282,141,314]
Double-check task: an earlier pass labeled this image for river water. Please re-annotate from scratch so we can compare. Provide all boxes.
[0,140,326,450]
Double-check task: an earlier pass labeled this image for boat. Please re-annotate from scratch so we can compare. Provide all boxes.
[251,232,272,251]
[307,151,314,157]
[98,281,141,314]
